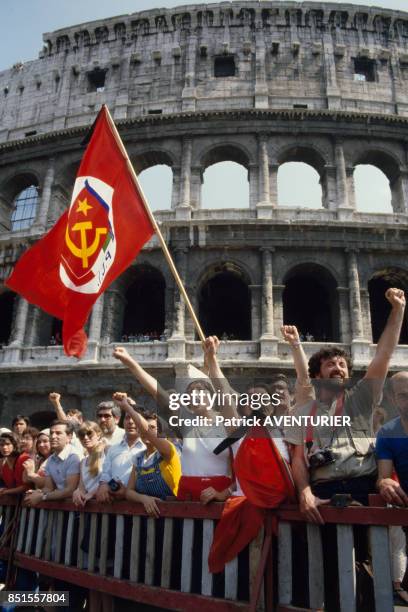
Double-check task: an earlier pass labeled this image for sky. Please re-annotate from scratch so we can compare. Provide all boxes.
[0,0,404,212]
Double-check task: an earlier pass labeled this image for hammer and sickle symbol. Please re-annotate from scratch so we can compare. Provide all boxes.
[65,221,108,269]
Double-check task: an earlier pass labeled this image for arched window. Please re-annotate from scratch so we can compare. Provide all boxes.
[283,264,339,342]
[368,269,408,343]
[0,291,16,346]
[354,165,392,213]
[11,185,39,230]
[201,161,249,208]
[199,269,251,340]
[122,267,165,340]
[278,162,322,208]
[138,165,173,211]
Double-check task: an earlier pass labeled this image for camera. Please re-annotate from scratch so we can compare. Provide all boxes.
[308,447,335,469]
[108,478,121,492]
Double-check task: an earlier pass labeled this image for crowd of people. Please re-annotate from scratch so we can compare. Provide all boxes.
[0,287,407,609]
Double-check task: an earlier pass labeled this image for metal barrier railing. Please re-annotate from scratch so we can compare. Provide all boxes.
[0,498,266,611]
[0,496,406,611]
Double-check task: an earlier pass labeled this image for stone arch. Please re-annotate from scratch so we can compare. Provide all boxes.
[277,144,328,208]
[352,149,403,212]
[0,172,40,232]
[121,265,166,341]
[0,290,16,346]
[197,261,252,340]
[132,149,175,211]
[200,143,251,171]
[199,144,251,209]
[114,23,126,40]
[282,263,340,342]
[368,267,408,343]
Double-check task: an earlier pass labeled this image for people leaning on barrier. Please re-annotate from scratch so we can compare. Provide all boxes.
[113,346,234,504]
[24,420,80,506]
[72,421,105,507]
[95,401,125,448]
[22,429,51,490]
[0,432,30,497]
[95,408,146,504]
[112,393,181,517]
[286,288,406,524]
[376,371,408,605]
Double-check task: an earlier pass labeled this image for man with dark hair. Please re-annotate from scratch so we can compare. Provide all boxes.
[25,420,80,506]
[285,288,406,523]
[96,401,124,447]
[308,347,353,380]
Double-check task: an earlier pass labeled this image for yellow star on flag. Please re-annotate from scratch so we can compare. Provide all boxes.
[76,197,92,216]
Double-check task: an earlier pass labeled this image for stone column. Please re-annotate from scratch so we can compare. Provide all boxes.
[249,164,259,210]
[34,158,55,229]
[360,288,373,343]
[8,296,28,346]
[168,249,187,360]
[177,138,192,219]
[82,294,105,362]
[4,296,29,363]
[181,32,197,111]
[254,27,268,109]
[249,285,261,340]
[335,140,351,212]
[347,250,363,340]
[273,284,285,338]
[258,135,270,204]
[25,306,42,346]
[260,248,278,360]
[88,295,105,342]
[336,287,351,345]
[269,164,279,207]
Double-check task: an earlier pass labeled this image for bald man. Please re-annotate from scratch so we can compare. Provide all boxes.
[376,371,408,506]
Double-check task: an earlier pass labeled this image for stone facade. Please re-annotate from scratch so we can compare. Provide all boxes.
[1,1,408,422]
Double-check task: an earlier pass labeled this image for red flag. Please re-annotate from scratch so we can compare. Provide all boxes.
[6,106,155,357]
[208,427,295,573]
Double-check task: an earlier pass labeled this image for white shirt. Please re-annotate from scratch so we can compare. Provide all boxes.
[102,426,125,449]
[81,453,105,493]
[181,432,230,477]
[100,436,146,486]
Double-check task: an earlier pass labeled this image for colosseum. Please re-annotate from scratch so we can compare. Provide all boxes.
[1,0,408,424]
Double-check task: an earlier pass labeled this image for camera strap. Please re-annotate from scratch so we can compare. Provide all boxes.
[305,393,345,451]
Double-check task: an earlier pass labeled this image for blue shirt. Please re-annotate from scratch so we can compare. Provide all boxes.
[44,445,81,490]
[376,416,408,492]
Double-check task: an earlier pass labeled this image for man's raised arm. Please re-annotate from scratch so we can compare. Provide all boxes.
[365,288,406,381]
[113,347,170,411]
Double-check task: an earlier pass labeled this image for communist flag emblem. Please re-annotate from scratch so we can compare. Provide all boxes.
[60,176,116,294]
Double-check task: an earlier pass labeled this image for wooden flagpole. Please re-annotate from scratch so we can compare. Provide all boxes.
[103,105,206,343]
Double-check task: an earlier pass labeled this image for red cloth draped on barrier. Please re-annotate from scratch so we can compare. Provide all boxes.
[208,426,295,573]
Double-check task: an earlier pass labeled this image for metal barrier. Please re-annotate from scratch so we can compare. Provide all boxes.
[0,496,406,611]
[0,498,266,611]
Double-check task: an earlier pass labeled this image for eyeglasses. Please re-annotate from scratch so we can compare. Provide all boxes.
[79,431,96,439]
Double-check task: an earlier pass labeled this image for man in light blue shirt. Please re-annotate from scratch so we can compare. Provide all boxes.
[96,411,145,503]
[25,420,80,505]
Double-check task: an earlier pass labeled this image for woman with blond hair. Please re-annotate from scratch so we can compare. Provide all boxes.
[72,421,105,506]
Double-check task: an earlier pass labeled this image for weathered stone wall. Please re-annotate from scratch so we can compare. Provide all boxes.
[2,2,408,142]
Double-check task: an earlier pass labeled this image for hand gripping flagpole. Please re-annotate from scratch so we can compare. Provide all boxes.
[103,105,206,344]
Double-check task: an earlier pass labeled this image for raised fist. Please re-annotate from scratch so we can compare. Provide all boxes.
[281,325,300,345]
[113,346,132,363]
[204,336,220,357]
[48,392,61,404]
[385,288,406,309]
